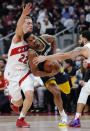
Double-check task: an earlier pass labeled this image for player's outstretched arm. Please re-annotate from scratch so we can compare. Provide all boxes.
[15,3,32,37]
[28,49,58,77]
[33,46,87,65]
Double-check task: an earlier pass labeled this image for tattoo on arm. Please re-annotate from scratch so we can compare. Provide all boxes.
[67,47,83,56]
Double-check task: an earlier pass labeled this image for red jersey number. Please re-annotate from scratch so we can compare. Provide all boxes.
[18,54,28,64]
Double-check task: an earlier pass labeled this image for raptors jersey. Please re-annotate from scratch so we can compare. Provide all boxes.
[4,40,30,81]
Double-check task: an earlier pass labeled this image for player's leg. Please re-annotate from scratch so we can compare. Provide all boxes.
[69,80,90,127]
[22,90,33,115]
[45,79,67,126]
[7,80,23,113]
[16,74,34,128]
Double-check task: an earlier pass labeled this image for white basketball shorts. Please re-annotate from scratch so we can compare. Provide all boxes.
[4,72,34,101]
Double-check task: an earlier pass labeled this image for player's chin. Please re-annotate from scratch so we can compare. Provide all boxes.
[29,27,33,32]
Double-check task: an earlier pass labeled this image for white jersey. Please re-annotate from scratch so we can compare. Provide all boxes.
[84,42,90,63]
[4,40,30,81]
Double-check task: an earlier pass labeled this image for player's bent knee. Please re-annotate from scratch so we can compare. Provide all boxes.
[50,87,61,97]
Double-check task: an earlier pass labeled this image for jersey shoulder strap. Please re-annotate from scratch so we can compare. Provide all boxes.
[38,36,48,45]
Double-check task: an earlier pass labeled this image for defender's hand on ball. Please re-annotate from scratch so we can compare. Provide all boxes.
[33,56,47,65]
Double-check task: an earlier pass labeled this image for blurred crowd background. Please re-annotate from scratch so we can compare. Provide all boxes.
[0,0,90,114]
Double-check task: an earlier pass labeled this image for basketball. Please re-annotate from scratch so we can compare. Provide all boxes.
[43,60,60,73]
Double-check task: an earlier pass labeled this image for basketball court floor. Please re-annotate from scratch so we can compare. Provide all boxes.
[0,115,90,131]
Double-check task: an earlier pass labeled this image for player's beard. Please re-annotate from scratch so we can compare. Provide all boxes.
[80,43,84,47]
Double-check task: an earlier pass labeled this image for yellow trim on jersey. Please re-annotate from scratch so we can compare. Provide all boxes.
[40,37,51,46]
[58,81,71,94]
[45,79,57,88]
[36,37,46,52]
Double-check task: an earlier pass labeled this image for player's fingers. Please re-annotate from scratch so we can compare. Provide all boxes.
[33,59,38,65]
[29,3,33,8]
[26,2,32,10]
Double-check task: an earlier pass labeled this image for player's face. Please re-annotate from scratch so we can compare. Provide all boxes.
[27,35,39,49]
[22,18,33,34]
[78,34,86,46]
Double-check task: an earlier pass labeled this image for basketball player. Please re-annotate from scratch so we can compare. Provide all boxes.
[33,30,90,127]
[4,3,34,127]
[24,32,72,126]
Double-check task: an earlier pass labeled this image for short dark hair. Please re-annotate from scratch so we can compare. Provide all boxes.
[65,59,74,66]
[81,30,90,41]
[24,32,32,42]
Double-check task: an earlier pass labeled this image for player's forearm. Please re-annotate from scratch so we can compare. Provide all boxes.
[16,3,31,36]
[15,14,26,35]
[17,14,26,28]
[45,48,82,61]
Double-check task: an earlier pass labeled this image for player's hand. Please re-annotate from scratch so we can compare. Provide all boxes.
[33,56,48,65]
[79,80,85,87]
[22,3,32,16]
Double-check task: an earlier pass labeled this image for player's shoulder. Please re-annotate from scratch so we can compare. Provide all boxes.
[12,34,22,44]
[41,34,54,38]
[41,34,55,41]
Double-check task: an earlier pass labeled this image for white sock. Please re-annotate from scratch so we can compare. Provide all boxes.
[75,113,81,119]
[19,112,25,119]
[59,110,66,116]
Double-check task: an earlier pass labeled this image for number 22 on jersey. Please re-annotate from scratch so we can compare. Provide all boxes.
[18,54,28,64]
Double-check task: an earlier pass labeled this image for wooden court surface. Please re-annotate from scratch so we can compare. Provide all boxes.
[0,115,90,131]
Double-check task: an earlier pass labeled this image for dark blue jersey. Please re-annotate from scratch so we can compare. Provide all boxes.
[28,36,53,71]
[35,36,53,56]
